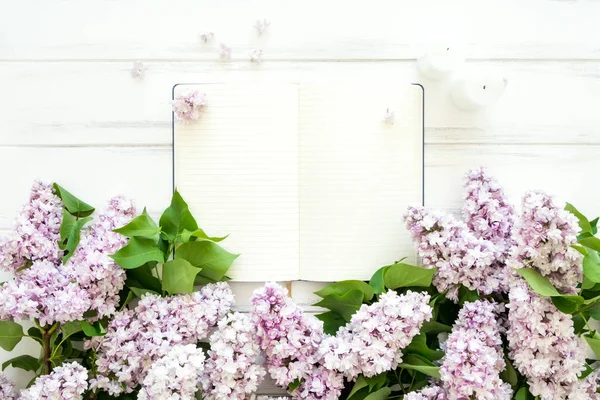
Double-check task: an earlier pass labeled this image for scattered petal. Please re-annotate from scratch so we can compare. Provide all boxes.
[220,43,232,60]
[130,61,148,78]
[250,49,263,63]
[254,18,270,35]
[383,108,395,124]
[199,31,214,44]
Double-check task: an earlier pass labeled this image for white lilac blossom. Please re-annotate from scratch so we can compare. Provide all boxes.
[220,43,232,60]
[0,372,18,400]
[383,108,395,124]
[251,282,344,400]
[131,61,147,78]
[404,206,502,301]
[201,312,266,399]
[405,386,447,400]
[509,190,583,294]
[20,362,88,400]
[62,196,135,319]
[320,290,432,381]
[463,167,516,257]
[251,49,263,63]
[568,370,600,399]
[507,280,587,400]
[199,31,214,43]
[91,283,234,395]
[440,300,512,400]
[0,180,62,271]
[254,18,270,35]
[138,344,205,400]
[172,90,207,123]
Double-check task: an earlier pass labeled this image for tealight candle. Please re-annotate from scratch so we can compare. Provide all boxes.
[416,46,465,81]
[450,73,508,111]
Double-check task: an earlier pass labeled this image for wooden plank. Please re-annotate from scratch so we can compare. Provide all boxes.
[0,0,599,61]
[1,61,600,146]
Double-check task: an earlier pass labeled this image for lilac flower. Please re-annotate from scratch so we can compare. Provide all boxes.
[0,372,18,400]
[405,385,447,400]
[320,290,432,381]
[463,167,516,257]
[251,283,344,400]
[91,283,234,395]
[440,300,512,400]
[199,31,214,43]
[250,49,263,63]
[0,180,62,272]
[507,280,587,400]
[172,90,207,123]
[138,344,205,400]
[404,206,503,301]
[201,312,266,399]
[220,43,232,60]
[254,18,270,35]
[131,61,147,78]
[62,196,135,319]
[383,108,395,124]
[568,370,600,399]
[20,362,88,400]
[508,191,582,294]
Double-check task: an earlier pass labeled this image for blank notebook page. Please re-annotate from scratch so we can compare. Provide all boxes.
[298,83,423,280]
[174,84,301,281]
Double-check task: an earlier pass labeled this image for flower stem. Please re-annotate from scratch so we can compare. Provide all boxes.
[41,323,59,374]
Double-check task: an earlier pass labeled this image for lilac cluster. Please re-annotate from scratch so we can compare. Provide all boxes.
[508,191,583,294]
[568,370,600,400]
[90,283,234,395]
[138,344,206,400]
[62,196,136,318]
[201,312,266,399]
[405,385,447,400]
[172,90,207,122]
[439,300,512,400]
[251,282,344,400]
[0,194,136,325]
[0,181,62,272]
[320,290,432,380]
[20,362,88,400]
[404,206,502,301]
[0,372,18,400]
[507,280,587,399]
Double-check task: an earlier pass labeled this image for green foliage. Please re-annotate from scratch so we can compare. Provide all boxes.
[383,263,435,289]
[175,241,238,282]
[316,311,346,335]
[314,290,363,322]
[58,210,92,264]
[81,321,106,337]
[52,183,95,218]
[400,354,441,378]
[110,237,165,270]
[0,321,24,351]
[159,190,198,241]
[162,259,203,294]
[2,355,40,372]
[315,281,374,303]
[114,208,161,238]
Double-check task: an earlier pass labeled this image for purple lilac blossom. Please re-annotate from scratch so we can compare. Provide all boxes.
[172,90,207,122]
[0,181,62,272]
[404,206,501,301]
[508,190,583,294]
[251,282,344,400]
[507,280,587,400]
[90,283,234,395]
[320,290,432,381]
[568,370,600,399]
[138,344,205,400]
[0,372,18,400]
[405,385,447,400]
[20,362,88,400]
[440,300,512,400]
[201,312,266,399]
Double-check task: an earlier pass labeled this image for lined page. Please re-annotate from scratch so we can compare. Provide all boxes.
[299,83,423,281]
[174,83,300,281]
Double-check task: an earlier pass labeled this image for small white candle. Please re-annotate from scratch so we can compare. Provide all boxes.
[450,73,508,111]
[416,46,464,81]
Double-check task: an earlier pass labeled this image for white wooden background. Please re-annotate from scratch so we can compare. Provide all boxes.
[1,0,600,394]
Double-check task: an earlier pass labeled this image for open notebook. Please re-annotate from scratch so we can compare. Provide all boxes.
[173,83,424,281]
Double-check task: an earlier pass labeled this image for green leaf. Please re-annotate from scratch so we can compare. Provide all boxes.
[314,290,363,321]
[458,285,480,304]
[2,355,39,372]
[316,311,347,335]
[579,234,600,252]
[589,302,600,320]
[383,263,435,289]
[110,237,165,269]
[114,209,161,238]
[59,211,93,264]
[580,363,595,380]
[552,296,584,314]
[369,266,389,295]
[126,263,162,293]
[289,378,302,392]
[27,327,43,345]
[81,321,106,337]
[516,268,561,297]
[364,373,387,391]
[582,275,595,290]
[421,321,452,333]
[129,287,160,297]
[591,218,599,235]
[180,228,228,243]
[573,245,588,256]
[501,355,518,387]
[565,203,593,234]
[348,376,368,399]
[61,321,83,342]
[585,335,600,359]
[0,321,24,351]
[364,387,391,400]
[584,250,600,283]
[175,241,239,282]
[400,354,441,378]
[162,259,202,295]
[160,190,198,241]
[52,183,95,217]
[315,280,374,302]
[515,387,532,400]
[404,334,444,361]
